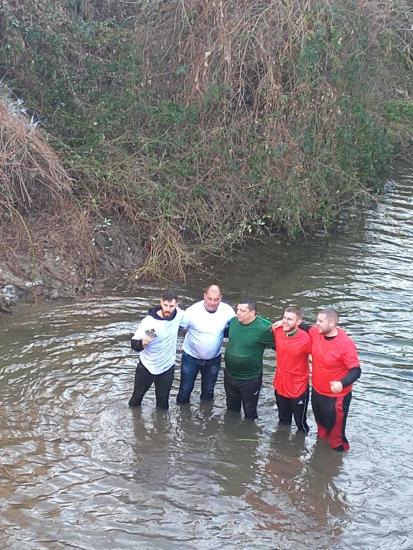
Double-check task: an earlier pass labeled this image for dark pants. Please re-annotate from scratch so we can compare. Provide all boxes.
[129,362,175,410]
[311,388,352,451]
[224,370,262,420]
[275,387,310,433]
[176,351,221,404]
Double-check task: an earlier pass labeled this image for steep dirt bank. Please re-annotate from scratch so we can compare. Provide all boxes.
[0,213,144,312]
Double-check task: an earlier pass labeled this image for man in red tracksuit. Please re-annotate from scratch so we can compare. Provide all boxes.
[272,306,312,433]
[309,307,361,452]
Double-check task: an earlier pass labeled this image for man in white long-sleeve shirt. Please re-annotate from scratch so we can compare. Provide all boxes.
[176,285,235,404]
[129,289,184,410]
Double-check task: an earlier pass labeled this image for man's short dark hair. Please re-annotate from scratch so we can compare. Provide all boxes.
[238,298,257,313]
[319,307,339,323]
[162,288,178,301]
[285,306,303,319]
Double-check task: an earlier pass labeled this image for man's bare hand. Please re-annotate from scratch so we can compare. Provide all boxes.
[330,381,343,393]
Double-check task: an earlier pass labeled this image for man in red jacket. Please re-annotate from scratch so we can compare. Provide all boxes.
[309,308,361,451]
[272,306,312,433]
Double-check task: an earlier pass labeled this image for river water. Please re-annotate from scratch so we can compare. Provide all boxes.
[0,162,412,550]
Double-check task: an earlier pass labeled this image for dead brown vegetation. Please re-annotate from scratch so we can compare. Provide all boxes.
[0,96,98,292]
[0,98,72,212]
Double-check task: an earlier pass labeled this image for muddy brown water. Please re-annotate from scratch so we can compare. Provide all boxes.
[0,163,412,549]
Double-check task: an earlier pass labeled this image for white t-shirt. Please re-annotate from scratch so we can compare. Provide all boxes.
[132,307,184,374]
[181,301,235,360]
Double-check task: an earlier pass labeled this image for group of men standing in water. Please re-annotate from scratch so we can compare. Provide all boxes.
[128,285,361,452]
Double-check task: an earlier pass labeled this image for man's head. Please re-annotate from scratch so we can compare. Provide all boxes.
[236,298,257,325]
[203,284,222,312]
[282,306,303,333]
[159,288,178,319]
[316,307,339,336]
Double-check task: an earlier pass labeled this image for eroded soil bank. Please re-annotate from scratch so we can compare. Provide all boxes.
[0,213,144,312]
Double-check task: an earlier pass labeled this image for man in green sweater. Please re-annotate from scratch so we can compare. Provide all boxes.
[224,298,274,419]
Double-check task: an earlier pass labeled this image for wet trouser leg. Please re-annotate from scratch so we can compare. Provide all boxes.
[200,355,221,401]
[311,388,352,451]
[128,362,154,406]
[240,375,262,420]
[154,364,175,410]
[275,388,310,433]
[275,392,293,425]
[176,352,200,404]
[276,387,309,432]
[224,370,262,420]
[292,387,310,433]
[224,370,242,414]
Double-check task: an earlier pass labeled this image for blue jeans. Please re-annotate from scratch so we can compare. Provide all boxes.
[176,351,221,403]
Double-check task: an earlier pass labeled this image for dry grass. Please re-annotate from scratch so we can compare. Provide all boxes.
[0,96,98,289]
[0,98,72,212]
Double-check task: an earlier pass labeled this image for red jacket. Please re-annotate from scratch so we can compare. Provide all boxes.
[272,327,311,398]
[309,326,360,397]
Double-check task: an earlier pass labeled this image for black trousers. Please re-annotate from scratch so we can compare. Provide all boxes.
[311,388,352,451]
[224,370,262,420]
[129,362,175,410]
[275,387,310,433]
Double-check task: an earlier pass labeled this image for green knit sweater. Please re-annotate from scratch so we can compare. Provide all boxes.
[224,316,274,380]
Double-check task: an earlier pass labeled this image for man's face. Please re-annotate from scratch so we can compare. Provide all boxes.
[316,313,334,334]
[204,288,221,312]
[282,311,300,333]
[236,303,256,325]
[160,299,177,318]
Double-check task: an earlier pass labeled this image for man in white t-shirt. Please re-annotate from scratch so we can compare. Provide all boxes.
[176,285,235,404]
[129,289,184,410]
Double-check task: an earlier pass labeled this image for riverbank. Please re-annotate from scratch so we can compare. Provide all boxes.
[0,207,144,311]
[1,0,412,310]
